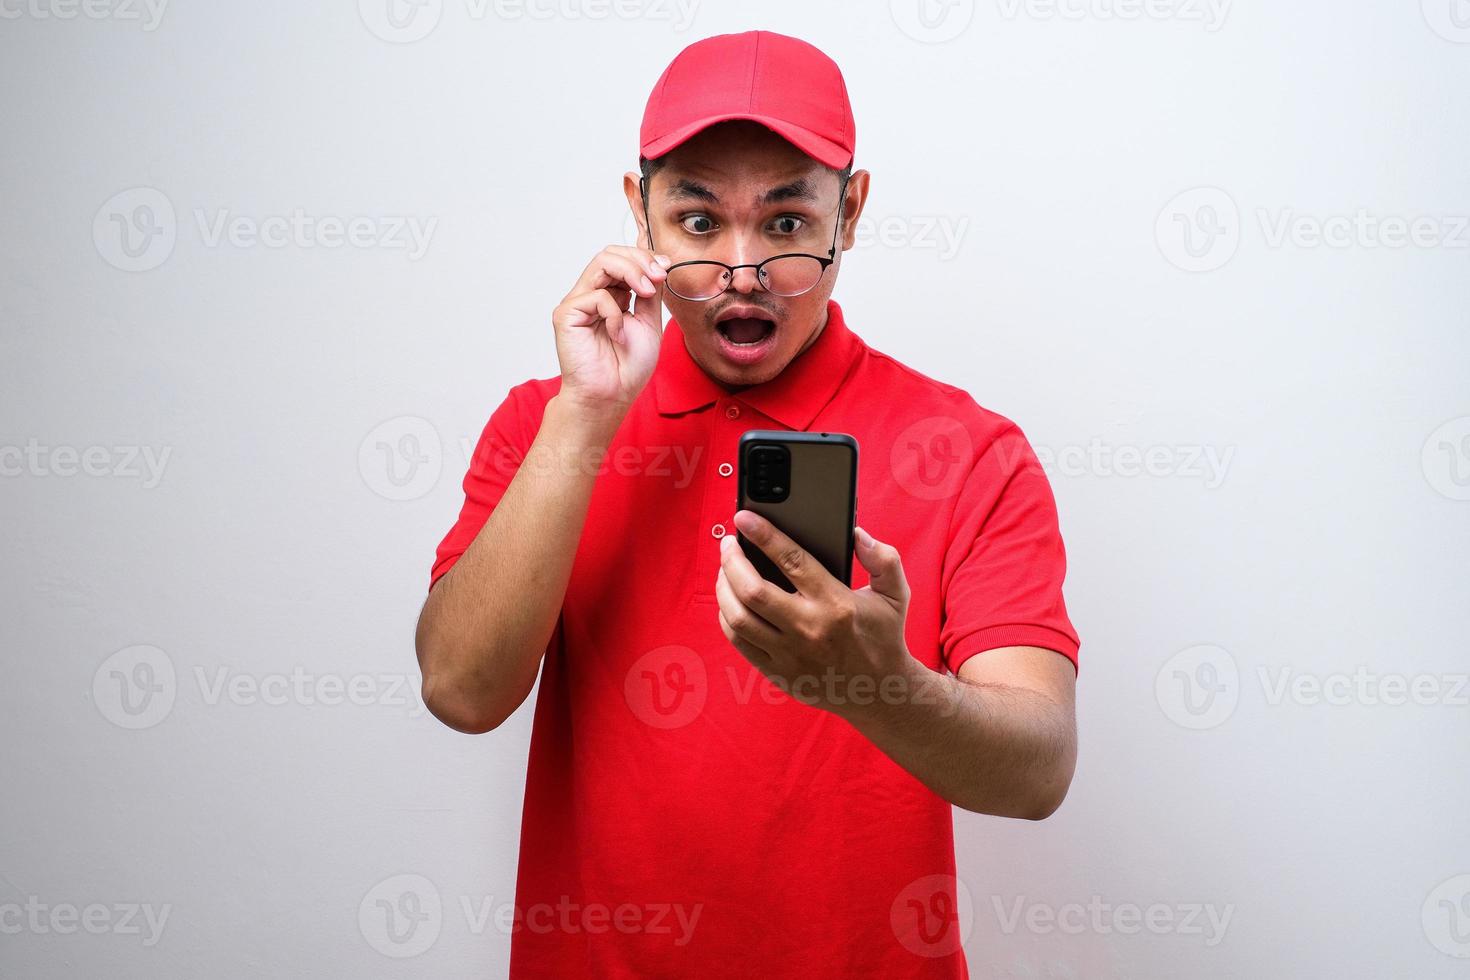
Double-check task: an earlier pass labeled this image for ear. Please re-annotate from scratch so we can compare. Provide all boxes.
[623,171,650,250]
[838,169,871,253]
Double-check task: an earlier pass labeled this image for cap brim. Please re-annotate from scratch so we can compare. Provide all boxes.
[641,113,851,170]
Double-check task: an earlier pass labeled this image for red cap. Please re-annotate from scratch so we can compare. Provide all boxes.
[639,31,855,170]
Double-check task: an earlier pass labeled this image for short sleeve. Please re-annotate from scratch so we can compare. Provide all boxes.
[938,422,1080,677]
[428,380,554,591]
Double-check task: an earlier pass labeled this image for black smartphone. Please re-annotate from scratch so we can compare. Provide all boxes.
[736,430,859,592]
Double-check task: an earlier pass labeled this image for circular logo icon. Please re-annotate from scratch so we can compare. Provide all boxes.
[1423,874,1470,957]
[93,187,176,272]
[1422,416,1470,501]
[1422,0,1470,43]
[359,416,442,501]
[1155,644,1238,730]
[890,416,972,501]
[92,645,176,730]
[890,0,976,43]
[359,873,442,957]
[358,0,443,43]
[1155,186,1240,273]
[624,645,707,729]
[890,873,974,958]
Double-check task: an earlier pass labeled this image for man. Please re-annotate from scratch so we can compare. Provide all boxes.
[416,30,1080,978]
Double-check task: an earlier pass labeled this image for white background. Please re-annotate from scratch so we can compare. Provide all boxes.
[2,1,1468,976]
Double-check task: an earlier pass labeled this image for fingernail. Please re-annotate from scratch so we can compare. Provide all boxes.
[856,526,874,548]
[655,254,673,267]
[720,534,734,552]
[640,275,654,292]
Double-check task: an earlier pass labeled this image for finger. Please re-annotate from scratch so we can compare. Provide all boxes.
[718,531,804,628]
[573,248,667,300]
[631,275,664,336]
[573,252,655,300]
[607,245,674,324]
[854,525,910,607]
[715,565,783,652]
[555,288,625,343]
[730,509,839,600]
[717,606,775,667]
[604,243,674,277]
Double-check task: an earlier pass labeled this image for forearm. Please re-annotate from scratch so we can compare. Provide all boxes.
[838,656,1076,819]
[415,393,624,733]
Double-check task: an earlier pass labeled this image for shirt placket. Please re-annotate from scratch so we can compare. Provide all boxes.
[692,397,747,599]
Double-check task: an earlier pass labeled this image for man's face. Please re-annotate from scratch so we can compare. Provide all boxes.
[624,121,868,389]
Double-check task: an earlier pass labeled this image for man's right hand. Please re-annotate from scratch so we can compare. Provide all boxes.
[551,245,672,416]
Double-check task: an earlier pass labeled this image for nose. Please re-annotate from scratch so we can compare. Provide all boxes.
[723,229,767,294]
[728,263,763,295]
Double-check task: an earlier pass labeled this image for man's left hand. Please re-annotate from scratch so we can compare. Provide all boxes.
[715,509,914,717]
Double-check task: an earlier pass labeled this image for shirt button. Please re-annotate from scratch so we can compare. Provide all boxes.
[711,523,726,538]
[718,462,733,477]
[725,405,741,419]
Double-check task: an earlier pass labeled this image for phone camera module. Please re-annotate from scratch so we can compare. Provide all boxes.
[746,444,791,503]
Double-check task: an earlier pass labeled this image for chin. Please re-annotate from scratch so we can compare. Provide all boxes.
[700,344,788,388]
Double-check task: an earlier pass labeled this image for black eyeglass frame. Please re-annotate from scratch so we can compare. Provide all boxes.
[638,171,851,302]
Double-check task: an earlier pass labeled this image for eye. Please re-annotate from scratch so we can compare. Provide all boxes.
[770,215,804,235]
[679,214,715,234]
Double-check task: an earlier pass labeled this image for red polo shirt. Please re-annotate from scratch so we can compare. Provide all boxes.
[430,298,1079,978]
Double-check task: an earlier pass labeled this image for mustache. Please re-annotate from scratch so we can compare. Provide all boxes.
[707,299,783,324]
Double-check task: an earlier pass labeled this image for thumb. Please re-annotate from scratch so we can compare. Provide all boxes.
[632,257,668,336]
[854,526,909,607]
[620,280,665,371]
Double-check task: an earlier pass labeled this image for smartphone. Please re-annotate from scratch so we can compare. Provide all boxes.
[736,430,859,592]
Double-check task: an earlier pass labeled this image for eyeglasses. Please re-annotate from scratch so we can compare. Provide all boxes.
[639,173,850,302]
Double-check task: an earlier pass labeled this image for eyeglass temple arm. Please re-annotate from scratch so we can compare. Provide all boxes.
[638,177,656,252]
[827,172,851,260]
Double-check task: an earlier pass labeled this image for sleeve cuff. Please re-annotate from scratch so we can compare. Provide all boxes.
[429,552,463,592]
[946,624,1079,677]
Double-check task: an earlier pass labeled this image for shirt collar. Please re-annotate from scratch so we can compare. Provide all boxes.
[652,298,861,432]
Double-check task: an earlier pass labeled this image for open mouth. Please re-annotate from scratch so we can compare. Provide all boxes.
[712,309,779,367]
[716,316,777,346]
[711,305,780,366]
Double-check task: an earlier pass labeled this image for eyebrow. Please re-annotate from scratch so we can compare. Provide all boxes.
[667,179,719,204]
[665,176,821,206]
